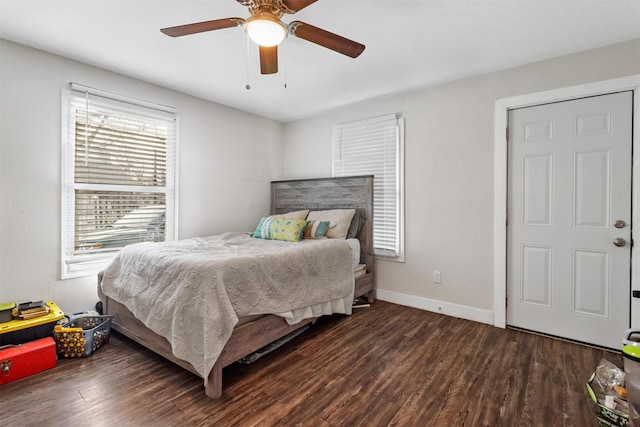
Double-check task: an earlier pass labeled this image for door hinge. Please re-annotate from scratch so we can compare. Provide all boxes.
[506,127,509,142]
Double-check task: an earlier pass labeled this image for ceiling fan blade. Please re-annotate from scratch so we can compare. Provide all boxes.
[288,21,365,58]
[281,0,318,13]
[160,18,244,37]
[259,45,278,74]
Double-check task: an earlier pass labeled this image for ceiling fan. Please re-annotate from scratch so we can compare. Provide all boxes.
[160,0,365,75]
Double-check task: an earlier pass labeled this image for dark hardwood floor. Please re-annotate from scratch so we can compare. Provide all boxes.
[1,301,620,426]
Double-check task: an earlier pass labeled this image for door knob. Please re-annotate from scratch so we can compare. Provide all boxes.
[615,220,627,229]
[614,237,627,247]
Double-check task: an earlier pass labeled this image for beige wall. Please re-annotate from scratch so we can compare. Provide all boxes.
[2,36,638,320]
[283,39,640,322]
[0,39,284,312]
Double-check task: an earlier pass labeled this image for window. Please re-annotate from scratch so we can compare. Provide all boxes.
[332,114,404,260]
[62,83,177,278]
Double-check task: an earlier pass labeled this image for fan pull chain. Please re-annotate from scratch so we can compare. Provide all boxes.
[283,37,288,88]
[245,35,251,90]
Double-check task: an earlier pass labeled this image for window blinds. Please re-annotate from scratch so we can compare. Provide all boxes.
[332,114,402,258]
[62,86,177,278]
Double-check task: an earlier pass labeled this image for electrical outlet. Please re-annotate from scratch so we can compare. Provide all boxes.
[433,270,442,284]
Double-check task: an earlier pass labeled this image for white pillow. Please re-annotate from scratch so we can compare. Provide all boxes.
[269,210,309,220]
[307,209,356,239]
[345,238,361,269]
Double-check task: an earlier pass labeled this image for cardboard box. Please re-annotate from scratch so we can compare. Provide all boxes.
[587,372,629,427]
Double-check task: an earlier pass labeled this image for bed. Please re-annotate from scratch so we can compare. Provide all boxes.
[98,175,375,399]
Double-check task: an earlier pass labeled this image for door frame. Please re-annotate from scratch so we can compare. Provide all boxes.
[493,74,640,329]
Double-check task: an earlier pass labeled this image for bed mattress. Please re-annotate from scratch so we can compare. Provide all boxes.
[99,232,355,377]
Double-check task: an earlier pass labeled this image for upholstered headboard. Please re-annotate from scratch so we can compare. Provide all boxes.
[270,175,374,272]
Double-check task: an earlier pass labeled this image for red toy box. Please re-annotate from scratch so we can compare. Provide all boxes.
[0,337,56,385]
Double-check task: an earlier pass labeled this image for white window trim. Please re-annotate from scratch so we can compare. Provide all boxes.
[61,84,178,279]
[395,117,405,263]
[332,114,405,262]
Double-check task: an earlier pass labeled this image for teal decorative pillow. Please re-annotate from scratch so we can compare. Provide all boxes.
[303,220,331,239]
[251,217,308,242]
[251,217,271,239]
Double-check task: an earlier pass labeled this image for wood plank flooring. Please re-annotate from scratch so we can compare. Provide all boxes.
[0,301,621,426]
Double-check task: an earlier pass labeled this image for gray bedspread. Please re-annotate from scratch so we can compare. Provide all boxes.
[99,232,354,378]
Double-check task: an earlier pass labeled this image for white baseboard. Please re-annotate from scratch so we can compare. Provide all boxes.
[376,289,495,326]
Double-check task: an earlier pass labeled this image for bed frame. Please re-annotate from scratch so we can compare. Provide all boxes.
[101,175,375,399]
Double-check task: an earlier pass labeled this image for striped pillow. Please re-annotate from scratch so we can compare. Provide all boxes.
[303,220,331,239]
[251,217,308,242]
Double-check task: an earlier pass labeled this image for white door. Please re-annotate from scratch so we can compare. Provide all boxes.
[507,91,633,349]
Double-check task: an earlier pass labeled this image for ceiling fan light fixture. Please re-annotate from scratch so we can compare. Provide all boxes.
[245,15,287,47]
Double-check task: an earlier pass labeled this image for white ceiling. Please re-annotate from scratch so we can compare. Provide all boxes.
[1,0,639,122]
